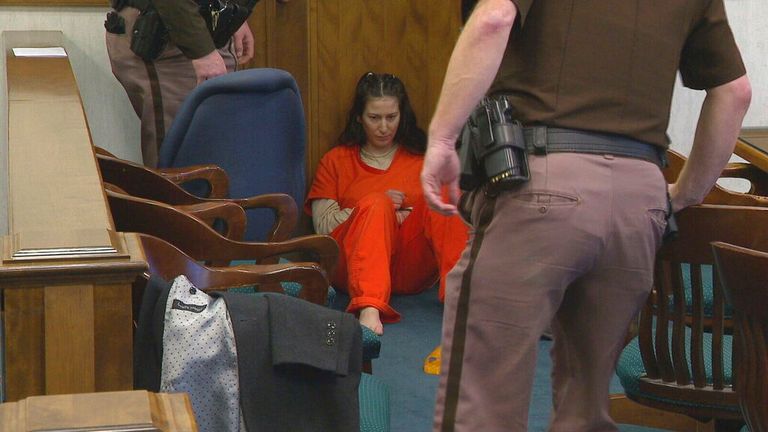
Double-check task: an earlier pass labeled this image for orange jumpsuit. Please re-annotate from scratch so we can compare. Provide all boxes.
[306,145,469,322]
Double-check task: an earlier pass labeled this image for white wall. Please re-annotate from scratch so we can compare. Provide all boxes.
[668,1,768,155]
[0,0,766,235]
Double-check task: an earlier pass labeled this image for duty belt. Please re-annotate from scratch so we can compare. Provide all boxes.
[523,126,666,168]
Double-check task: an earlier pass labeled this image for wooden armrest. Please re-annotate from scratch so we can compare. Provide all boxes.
[720,163,768,195]
[139,234,329,306]
[94,145,117,158]
[108,191,338,273]
[176,202,247,241]
[159,165,230,199]
[229,194,298,242]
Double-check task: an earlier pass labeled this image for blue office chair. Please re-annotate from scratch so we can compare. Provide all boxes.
[159,68,306,242]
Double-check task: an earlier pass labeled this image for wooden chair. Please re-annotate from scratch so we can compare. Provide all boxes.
[664,149,768,205]
[712,241,768,432]
[97,152,297,242]
[132,233,391,432]
[108,189,382,373]
[107,189,336,306]
[614,205,768,431]
[95,145,231,199]
[136,232,329,302]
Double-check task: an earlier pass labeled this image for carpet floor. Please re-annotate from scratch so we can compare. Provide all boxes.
[336,286,670,431]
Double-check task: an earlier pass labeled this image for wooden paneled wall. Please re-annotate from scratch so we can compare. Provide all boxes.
[246,0,462,183]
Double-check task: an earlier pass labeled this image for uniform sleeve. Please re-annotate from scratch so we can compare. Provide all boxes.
[305,151,341,215]
[679,0,746,90]
[152,0,216,59]
[311,199,353,235]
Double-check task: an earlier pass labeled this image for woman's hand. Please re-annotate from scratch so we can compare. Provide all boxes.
[385,189,405,210]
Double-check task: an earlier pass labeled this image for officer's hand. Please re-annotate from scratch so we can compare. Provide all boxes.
[421,141,460,216]
[385,189,405,210]
[233,22,254,65]
[191,51,227,85]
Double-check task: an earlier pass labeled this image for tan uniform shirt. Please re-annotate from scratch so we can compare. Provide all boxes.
[491,0,746,148]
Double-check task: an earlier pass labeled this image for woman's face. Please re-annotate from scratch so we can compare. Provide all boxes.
[359,96,400,151]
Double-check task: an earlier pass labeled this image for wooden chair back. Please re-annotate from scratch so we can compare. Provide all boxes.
[107,190,336,305]
[98,154,298,242]
[712,241,768,432]
[95,148,231,199]
[137,233,328,306]
[98,153,211,204]
[664,150,768,206]
[636,205,768,423]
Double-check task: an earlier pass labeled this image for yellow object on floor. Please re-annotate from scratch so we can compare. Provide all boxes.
[423,345,441,375]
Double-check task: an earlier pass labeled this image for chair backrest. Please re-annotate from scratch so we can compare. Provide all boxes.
[712,241,768,432]
[664,150,768,206]
[158,68,306,242]
[637,205,768,419]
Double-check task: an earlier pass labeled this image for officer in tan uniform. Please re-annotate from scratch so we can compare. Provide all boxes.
[422,0,751,430]
[105,0,274,167]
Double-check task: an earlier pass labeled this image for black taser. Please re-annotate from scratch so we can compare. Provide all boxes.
[477,97,530,187]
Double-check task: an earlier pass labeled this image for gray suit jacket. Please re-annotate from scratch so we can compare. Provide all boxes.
[216,292,362,432]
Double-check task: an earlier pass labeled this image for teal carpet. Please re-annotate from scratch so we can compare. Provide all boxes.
[334,285,669,431]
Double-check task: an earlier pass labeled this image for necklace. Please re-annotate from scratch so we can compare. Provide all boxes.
[360,144,398,169]
[360,144,398,159]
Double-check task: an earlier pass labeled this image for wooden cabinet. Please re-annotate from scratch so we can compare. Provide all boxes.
[247,0,462,182]
[1,31,147,402]
[0,391,198,431]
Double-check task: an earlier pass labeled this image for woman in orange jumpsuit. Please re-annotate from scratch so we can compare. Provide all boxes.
[305,72,469,335]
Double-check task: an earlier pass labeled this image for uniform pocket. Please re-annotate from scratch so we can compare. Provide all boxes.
[509,190,581,207]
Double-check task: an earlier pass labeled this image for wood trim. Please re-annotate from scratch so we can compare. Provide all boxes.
[44,284,97,395]
[735,128,768,173]
[0,0,107,6]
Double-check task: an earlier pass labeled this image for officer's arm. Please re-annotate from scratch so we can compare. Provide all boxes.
[428,0,517,147]
[421,0,518,214]
[670,74,752,211]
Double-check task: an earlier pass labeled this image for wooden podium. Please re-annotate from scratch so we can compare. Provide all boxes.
[0,391,198,431]
[1,31,147,401]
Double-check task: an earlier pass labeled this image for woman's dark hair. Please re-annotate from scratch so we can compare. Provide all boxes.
[337,72,427,154]
[462,0,477,23]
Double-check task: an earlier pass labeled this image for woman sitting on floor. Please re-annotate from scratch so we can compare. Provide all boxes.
[305,72,469,335]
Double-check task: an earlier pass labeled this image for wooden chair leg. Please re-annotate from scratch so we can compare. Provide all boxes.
[608,394,711,432]
[713,419,746,432]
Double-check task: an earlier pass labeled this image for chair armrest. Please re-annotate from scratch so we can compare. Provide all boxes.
[159,165,230,199]
[229,194,298,242]
[138,233,330,306]
[218,235,339,276]
[200,262,330,306]
[176,202,247,241]
[720,162,768,195]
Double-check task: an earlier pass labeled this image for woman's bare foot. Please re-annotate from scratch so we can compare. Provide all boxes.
[359,307,384,335]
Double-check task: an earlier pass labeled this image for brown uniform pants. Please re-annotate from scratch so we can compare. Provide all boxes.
[434,153,668,431]
[105,7,236,167]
